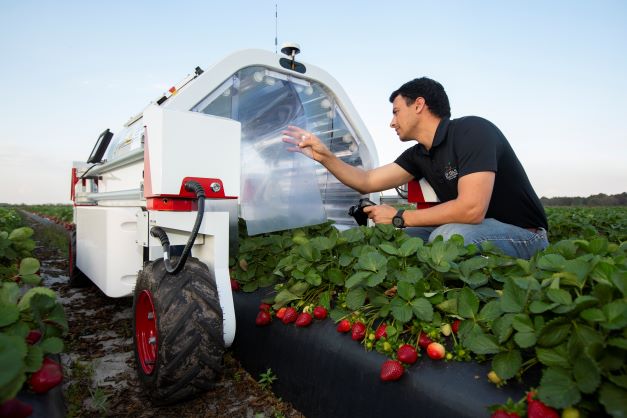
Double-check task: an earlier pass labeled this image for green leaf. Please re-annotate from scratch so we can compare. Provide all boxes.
[580,308,606,322]
[8,227,33,241]
[459,256,488,277]
[514,331,536,348]
[608,338,627,350]
[397,281,415,301]
[20,273,41,285]
[512,314,534,333]
[378,243,398,256]
[537,254,567,272]
[478,300,502,322]
[0,303,19,327]
[601,300,627,330]
[492,349,522,380]
[512,276,541,291]
[346,288,366,310]
[40,337,64,354]
[305,270,321,286]
[24,345,44,373]
[0,283,20,305]
[17,287,56,311]
[289,281,309,296]
[341,227,364,243]
[599,383,627,418]
[500,278,526,313]
[536,345,570,369]
[464,332,501,355]
[410,298,433,322]
[529,300,559,314]
[537,319,571,347]
[338,254,354,267]
[457,287,479,319]
[391,303,413,323]
[310,236,334,251]
[396,267,423,284]
[573,354,601,394]
[345,271,371,288]
[546,288,573,305]
[492,313,515,344]
[356,252,387,272]
[398,238,423,257]
[609,374,627,390]
[326,268,345,285]
[610,270,626,296]
[0,334,27,386]
[436,298,457,315]
[366,271,386,287]
[538,367,581,409]
[273,289,299,307]
[19,257,40,275]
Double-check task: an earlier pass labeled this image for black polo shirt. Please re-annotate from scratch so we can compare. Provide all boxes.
[395,116,548,230]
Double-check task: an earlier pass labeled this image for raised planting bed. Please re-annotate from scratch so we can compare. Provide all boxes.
[232,290,535,418]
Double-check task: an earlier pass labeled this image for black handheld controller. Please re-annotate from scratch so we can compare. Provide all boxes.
[348,198,376,226]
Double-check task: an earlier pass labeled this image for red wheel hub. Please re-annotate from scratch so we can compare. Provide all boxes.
[135,290,158,374]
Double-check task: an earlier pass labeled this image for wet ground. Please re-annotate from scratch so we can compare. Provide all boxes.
[22,212,305,418]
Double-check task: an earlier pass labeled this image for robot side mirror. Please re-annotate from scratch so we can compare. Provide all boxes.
[348,198,376,226]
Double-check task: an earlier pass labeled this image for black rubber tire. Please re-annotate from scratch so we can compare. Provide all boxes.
[68,229,91,288]
[133,257,224,405]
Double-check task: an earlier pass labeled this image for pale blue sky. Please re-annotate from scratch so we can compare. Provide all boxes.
[1,0,626,203]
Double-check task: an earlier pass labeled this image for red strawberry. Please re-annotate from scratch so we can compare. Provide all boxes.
[295,312,313,327]
[0,398,33,418]
[527,397,559,418]
[26,329,42,345]
[351,322,366,341]
[375,323,387,340]
[491,410,520,418]
[380,360,404,381]
[397,344,418,364]
[281,307,298,324]
[313,306,327,320]
[276,307,287,319]
[418,331,434,349]
[259,303,271,312]
[452,319,461,334]
[255,311,271,326]
[337,319,351,333]
[230,279,240,291]
[426,342,445,360]
[29,357,63,394]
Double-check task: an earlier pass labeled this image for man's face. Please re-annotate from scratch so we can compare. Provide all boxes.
[390,95,418,142]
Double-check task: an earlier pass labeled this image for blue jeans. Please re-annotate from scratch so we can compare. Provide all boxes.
[405,218,549,259]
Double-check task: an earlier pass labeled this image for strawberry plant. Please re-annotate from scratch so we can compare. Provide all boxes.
[235,213,627,417]
[0,213,68,408]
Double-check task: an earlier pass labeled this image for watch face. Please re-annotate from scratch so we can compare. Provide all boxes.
[393,216,403,228]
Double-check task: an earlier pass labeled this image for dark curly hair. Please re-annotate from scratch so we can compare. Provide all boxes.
[389,77,451,119]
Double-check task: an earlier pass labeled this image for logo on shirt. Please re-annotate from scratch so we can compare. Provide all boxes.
[444,162,458,181]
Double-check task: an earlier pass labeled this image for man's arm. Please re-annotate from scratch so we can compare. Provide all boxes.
[364,171,495,225]
[283,126,413,193]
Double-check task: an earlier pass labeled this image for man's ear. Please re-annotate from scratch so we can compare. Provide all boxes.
[414,97,426,113]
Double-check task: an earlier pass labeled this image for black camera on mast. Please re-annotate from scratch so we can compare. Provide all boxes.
[348,198,376,226]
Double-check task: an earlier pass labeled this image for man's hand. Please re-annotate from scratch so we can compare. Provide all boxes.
[282,126,333,163]
[363,204,398,225]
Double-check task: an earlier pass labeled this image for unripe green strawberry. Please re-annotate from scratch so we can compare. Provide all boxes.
[351,322,366,341]
[426,342,445,360]
[488,370,502,385]
[380,360,404,381]
[441,323,452,336]
[397,344,418,364]
[383,341,392,352]
[561,407,580,418]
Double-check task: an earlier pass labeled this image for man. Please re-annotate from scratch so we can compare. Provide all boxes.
[282,77,548,259]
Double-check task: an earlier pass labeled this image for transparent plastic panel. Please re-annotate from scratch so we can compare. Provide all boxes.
[193,66,367,233]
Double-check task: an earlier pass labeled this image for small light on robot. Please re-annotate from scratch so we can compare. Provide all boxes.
[253,71,264,82]
[210,182,221,193]
[168,86,176,94]
[320,98,331,109]
[304,85,314,96]
[342,134,353,144]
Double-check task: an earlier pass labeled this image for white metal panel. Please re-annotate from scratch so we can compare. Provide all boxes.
[142,105,241,198]
[148,210,235,347]
[75,206,143,297]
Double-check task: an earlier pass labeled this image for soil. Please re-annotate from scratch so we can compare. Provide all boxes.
[21,212,306,418]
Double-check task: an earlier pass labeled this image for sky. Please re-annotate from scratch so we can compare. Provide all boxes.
[1,0,626,204]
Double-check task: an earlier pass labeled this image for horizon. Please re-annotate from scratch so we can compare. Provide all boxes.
[1,1,626,204]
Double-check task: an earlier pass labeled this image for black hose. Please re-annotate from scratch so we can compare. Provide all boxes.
[150,180,206,275]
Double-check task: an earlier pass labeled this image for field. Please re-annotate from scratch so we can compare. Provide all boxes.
[1,204,626,417]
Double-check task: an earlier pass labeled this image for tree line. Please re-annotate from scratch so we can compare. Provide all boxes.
[541,192,627,206]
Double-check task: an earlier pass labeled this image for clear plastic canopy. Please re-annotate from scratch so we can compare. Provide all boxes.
[192,66,365,235]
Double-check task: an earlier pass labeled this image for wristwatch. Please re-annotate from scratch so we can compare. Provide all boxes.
[392,209,406,228]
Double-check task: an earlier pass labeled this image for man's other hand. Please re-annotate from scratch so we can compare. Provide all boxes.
[282,126,332,163]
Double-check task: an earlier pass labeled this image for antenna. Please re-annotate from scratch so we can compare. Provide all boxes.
[274,2,278,53]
